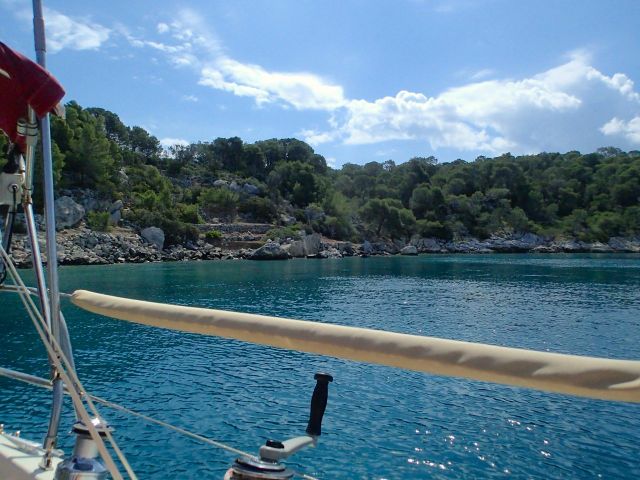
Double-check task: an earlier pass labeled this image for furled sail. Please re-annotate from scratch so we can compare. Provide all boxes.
[0,41,64,153]
[71,289,640,403]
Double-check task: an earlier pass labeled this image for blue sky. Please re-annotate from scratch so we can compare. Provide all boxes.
[2,0,640,167]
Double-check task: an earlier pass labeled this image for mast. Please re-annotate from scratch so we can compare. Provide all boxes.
[31,0,66,466]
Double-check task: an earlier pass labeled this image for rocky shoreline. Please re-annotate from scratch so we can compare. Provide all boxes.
[7,226,640,269]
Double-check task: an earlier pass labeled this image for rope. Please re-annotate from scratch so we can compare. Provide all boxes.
[0,245,135,480]
[0,366,319,480]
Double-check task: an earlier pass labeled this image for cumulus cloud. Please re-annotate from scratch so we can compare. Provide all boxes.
[601,116,640,144]
[9,3,110,53]
[44,8,110,52]
[303,53,640,154]
[124,34,198,67]
[200,59,345,110]
[160,137,190,148]
[300,129,342,146]
[120,8,640,155]
[131,9,345,111]
[325,156,338,168]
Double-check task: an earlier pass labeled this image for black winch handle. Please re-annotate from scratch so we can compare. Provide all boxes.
[305,372,333,437]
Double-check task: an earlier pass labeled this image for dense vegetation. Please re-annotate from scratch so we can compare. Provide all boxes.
[1,101,639,245]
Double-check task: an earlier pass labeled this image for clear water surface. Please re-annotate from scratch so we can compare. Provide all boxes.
[1,254,639,479]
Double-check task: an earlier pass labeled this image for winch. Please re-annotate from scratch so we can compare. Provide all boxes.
[225,372,333,480]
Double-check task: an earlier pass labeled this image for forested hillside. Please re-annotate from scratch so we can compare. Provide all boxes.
[1,102,639,246]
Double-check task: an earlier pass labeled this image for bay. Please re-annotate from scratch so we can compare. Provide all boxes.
[1,254,639,479]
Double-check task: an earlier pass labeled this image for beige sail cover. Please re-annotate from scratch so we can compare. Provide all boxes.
[71,289,640,403]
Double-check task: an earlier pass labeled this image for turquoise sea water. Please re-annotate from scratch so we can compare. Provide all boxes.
[1,254,640,479]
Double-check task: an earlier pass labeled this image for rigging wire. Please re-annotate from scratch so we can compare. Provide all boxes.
[0,253,322,479]
[0,284,73,298]
[0,245,136,480]
[0,255,320,479]
[0,366,319,480]
[0,245,128,478]
[1,284,316,475]
[90,395,257,460]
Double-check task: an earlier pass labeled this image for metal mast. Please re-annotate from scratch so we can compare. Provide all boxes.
[31,0,67,466]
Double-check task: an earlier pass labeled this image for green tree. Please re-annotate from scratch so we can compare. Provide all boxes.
[127,126,161,163]
[255,139,285,171]
[65,121,114,191]
[416,220,452,240]
[198,187,239,221]
[242,144,266,179]
[175,203,202,224]
[360,198,416,237]
[410,185,445,219]
[212,137,244,172]
[588,211,624,242]
[267,161,323,207]
[238,196,278,222]
[86,108,129,147]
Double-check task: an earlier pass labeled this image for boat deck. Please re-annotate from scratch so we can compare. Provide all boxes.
[0,432,62,480]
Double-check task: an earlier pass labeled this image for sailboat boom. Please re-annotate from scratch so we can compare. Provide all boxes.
[71,289,640,403]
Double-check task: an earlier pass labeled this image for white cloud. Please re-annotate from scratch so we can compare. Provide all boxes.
[125,35,198,67]
[307,53,640,154]
[200,59,345,110]
[160,137,190,148]
[44,8,110,52]
[300,128,341,146]
[182,94,199,102]
[131,9,345,111]
[10,3,110,52]
[469,68,495,81]
[120,8,640,155]
[200,66,270,103]
[601,116,640,144]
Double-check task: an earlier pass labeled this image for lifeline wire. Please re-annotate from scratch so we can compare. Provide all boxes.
[0,245,135,480]
[92,394,321,480]
[0,284,73,298]
[0,245,129,478]
[0,367,320,480]
[0,251,319,479]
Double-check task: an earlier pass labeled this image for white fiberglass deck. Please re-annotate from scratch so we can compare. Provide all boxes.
[0,432,62,480]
